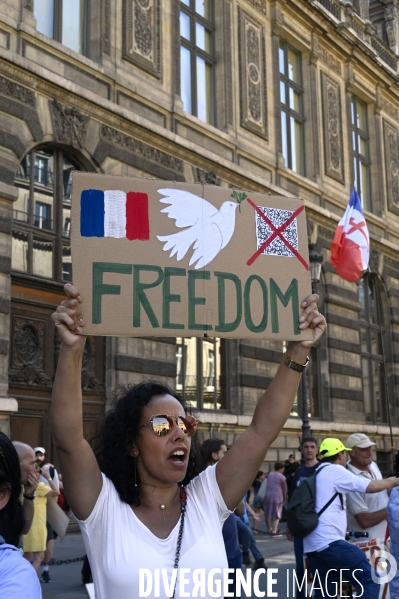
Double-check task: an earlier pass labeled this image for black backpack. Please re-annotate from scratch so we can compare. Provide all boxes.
[285,464,343,538]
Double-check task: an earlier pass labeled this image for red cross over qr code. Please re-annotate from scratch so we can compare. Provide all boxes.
[255,207,299,257]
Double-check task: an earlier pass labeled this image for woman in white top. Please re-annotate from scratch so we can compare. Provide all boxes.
[51,283,326,599]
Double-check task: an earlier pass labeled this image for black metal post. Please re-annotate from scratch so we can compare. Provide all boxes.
[301,279,318,442]
[301,370,311,441]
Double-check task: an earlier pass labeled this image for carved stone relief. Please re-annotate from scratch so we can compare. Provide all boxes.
[81,339,102,391]
[9,318,51,386]
[384,4,398,52]
[103,0,111,55]
[382,99,398,120]
[0,76,36,107]
[245,0,267,14]
[100,124,184,174]
[238,8,268,139]
[306,217,315,242]
[383,119,399,216]
[123,0,161,78]
[369,248,381,274]
[51,100,90,148]
[318,226,334,242]
[385,256,399,272]
[318,46,342,75]
[321,72,344,183]
[194,168,221,186]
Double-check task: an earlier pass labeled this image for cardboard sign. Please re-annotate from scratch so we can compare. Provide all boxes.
[71,173,314,340]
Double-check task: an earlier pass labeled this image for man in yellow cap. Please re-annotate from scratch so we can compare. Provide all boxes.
[304,437,399,599]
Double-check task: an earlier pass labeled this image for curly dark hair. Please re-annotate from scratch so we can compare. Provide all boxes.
[0,432,25,545]
[92,381,198,507]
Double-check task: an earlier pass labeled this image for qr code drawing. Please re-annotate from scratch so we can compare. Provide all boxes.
[255,207,298,257]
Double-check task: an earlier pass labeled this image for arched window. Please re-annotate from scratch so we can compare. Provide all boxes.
[12,148,85,282]
[359,273,387,422]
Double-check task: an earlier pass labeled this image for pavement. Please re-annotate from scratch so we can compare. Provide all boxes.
[38,519,297,598]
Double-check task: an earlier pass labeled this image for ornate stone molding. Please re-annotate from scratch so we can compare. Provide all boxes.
[245,0,267,14]
[385,256,399,272]
[103,0,111,55]
[383,119,399,216]
[318,226,334,242]
[238,8,268,140]
[51,100,90,148]
[382,98,398,120]
[194,168,221,186]
[9,318,51,386]
[123,0,161,78]
[100,124,184,173]
[369,248,381,274]
[321,72,345,184]
[9,364,51,385]
[306,217,315,242]
[0,76,36,107]
[318,46,342,75]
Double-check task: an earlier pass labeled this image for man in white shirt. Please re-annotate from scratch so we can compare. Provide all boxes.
[304,438,399,599]
[346,433,388,541]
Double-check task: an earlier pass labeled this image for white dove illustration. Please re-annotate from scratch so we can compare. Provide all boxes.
[157,188,239,269]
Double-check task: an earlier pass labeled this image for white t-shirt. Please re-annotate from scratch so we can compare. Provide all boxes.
[346,461,388,541]
[303,463,369,554]
[78,464,231,599]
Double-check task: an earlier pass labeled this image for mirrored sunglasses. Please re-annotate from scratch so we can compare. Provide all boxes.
[139,414,197,437]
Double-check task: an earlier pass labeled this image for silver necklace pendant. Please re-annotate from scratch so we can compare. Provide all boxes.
[160,504,165,509]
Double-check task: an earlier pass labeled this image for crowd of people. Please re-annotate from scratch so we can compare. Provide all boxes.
[1,283,399,599]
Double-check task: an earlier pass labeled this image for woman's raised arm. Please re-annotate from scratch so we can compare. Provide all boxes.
[216,295,326,510]
[50,284,102,520]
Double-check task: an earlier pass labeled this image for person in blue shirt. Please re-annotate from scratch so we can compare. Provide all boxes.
[0,431,42,599]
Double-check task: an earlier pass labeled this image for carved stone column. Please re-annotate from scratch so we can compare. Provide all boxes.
[0,182,18,437]
[345,66,356,189]
[309,35,320,181]
[271,21,283,164]
[374,87,385,217]
[384,2,399,55]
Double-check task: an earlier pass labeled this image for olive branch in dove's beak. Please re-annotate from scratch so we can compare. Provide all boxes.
[230,191,248,213]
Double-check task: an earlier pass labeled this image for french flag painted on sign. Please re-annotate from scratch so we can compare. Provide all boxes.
[330,189,369,282]
[80,189,150,240]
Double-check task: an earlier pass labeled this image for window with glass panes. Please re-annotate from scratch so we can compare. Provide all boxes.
[359,274,387,423]
[351,96,371,211]
[34,0,88,55]
[176,337,226,409]
[279,42,304,174]
[12,148,83,282]
[180,0,215,124]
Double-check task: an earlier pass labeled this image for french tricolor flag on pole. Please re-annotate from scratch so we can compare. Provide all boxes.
[80,189,150,240]
[330,189,369,282]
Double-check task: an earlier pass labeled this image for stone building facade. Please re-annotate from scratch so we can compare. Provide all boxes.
[0,0,399,472]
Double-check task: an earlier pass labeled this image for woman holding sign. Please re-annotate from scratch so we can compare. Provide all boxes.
[51,283,326,599]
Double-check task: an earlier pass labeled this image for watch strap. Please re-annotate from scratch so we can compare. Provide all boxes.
[23,493,35,500]
[282,351,309,372]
